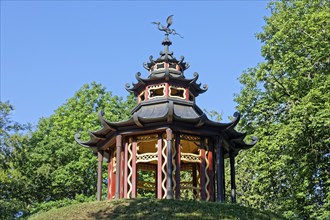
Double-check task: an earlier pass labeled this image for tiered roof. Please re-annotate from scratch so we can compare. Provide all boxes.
[75,16,257,157]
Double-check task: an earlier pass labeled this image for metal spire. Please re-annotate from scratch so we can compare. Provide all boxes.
[151,15,183,63]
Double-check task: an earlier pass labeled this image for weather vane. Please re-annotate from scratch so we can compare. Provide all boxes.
[152,15,183,38]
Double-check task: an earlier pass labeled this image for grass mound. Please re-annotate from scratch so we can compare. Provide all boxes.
[29,198,285,220]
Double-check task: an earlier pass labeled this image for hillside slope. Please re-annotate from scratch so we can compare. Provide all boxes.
[29,198,285,220]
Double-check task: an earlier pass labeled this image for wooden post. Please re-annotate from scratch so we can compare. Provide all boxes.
[157,134,163,199]
[165,83,170,97]
[120,141,125,198]
[223,157,226,202]
[229,151,236,203]
[97,150,104,201]
[115,135,122,199]
[166,128,173,199]
[207,143,214,201]
[145,86,149,101]
[111,152,116,199]
[175,133,181,199]
[200,137,206,201]
[217,137,225,202]
[185,88,189,101]
[107,149,113,200]
[124,140,129,198]
[132,137,137,198]
[154,166,157,198]
[192,163,197,198]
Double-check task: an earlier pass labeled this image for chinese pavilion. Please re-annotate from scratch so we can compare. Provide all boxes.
[75,16,257,203]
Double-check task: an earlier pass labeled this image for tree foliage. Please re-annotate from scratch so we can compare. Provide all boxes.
[1,83,135,219]
[0,101,31,219]
[234,0,329,219]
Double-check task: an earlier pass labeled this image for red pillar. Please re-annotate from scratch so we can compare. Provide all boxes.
[124,140,129,198]
[207,147,214,201]
[165,83,170,97]
[111,152,116,199]
[120,141,125,198]
[185,88,189,101]
[200,137,206,201]
[108,149,113,200]
[145,86,149,101]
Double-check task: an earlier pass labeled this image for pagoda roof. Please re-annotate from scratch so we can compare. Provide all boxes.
[75,17,257,156]
[75,98,257,154]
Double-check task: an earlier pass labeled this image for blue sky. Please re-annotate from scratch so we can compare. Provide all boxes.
[1,1,269,126]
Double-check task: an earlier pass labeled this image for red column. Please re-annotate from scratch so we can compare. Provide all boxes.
[207,147,214,201]
[132,137,137,198]
[111,152,116,199]
[185,89,189,101]
[124,140,129,198]
[145,86,149,101]
[108,149,113,200]
[200,137,206,201]
[165,83,170,97]
[120,141,125,198]
[157,134,163,199]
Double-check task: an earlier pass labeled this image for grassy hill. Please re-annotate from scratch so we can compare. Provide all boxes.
[29,198,285,220]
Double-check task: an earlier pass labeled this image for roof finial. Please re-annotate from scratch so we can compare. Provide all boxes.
[151,15,183,62]
[151,15,183,39]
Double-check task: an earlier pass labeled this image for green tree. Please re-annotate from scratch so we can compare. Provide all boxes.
[6,82,135,217]
[0,101,31,219]
[27,82,135,213]
[234,0,329,219]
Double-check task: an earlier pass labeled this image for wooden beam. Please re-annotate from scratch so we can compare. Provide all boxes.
[166,128,173,199]
[229,151,236,203]
[97,150,104,201]
[157,134,163,199]
[115,135,122,199]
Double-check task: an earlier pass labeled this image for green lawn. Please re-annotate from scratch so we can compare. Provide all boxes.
[29,198,285,220]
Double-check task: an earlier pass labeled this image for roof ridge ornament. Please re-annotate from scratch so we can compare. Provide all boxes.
[152,15,183,40]
[152,15,183,63]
